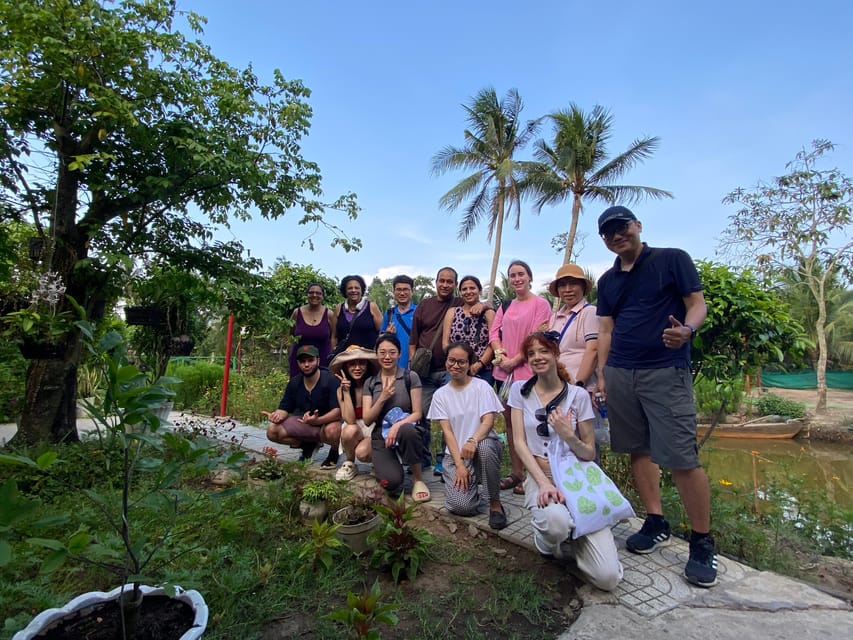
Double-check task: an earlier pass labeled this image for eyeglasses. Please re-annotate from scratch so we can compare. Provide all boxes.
[377,350,399,358]
[446,357,468,368]
[600,220,633,241]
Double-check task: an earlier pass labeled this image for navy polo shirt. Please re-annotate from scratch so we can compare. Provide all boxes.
[597,245,702,369]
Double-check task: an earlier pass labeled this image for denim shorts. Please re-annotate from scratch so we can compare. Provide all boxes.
[603,366,699,470]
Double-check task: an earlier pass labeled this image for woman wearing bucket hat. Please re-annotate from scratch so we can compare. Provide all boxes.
[545,264,598,389]
[330,345,379,481]
[544,264,607,445]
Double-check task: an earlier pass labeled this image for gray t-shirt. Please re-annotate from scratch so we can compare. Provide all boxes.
[364,367,422,434]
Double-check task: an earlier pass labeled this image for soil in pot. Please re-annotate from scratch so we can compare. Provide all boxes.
[34,594,194,640]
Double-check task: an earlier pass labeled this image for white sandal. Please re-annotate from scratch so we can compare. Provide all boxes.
[335,460,357,481]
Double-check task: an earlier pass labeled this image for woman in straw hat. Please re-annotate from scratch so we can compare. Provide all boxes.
[329,345,379,481]
[545,264,599,390]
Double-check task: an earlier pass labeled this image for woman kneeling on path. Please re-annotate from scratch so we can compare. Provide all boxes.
[428,342,507,529]
[330,345,379,481]
[362,333,431,502]
[509,332,623,591]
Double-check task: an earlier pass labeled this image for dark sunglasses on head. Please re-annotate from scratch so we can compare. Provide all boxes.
[534,383,568,437]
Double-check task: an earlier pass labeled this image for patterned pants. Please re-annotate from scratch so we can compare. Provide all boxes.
[441,436,503,516]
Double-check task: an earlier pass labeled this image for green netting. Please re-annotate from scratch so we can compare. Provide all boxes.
[760,370,853,390]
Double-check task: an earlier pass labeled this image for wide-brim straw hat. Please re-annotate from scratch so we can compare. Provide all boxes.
[548,264,594,297]
[329,345,379,376]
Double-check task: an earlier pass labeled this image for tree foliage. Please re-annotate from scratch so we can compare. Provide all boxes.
[0,0,359,442]
[523,104,672,264]
[431,87,539,296]
[719,140,852,411]
[694,261,808,386]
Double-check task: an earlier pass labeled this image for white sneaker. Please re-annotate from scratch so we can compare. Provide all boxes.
[335,460,357,481]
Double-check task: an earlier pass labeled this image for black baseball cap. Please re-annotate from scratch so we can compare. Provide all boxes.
[597,206,637,233]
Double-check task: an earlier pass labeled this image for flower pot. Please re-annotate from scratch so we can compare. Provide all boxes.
[153,400,174,423]
[300,500,328,522]
[18,340,66,360]
[332,507,381,554]
[124,306,166,327]
[76,397,96,418]
[13,584,208,640]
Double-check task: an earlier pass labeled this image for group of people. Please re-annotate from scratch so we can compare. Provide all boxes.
[264,205,718,592]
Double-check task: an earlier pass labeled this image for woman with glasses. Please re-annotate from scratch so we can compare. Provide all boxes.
[441,275,495,386]
[508,332,622,591]
[489,260,552,495]
[427,342,507,529]
[330,345,379,481]
[288,283,334,377]
[362,333,430,502]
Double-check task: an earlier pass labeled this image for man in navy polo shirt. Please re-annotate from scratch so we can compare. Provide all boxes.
[265,345,342,469]
[595,205,717,588]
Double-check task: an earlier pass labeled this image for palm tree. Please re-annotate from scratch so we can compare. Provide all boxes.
[524,104,673,264]
[432,88,540,295]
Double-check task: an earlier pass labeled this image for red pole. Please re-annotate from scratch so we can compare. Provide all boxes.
[220,315,235,417]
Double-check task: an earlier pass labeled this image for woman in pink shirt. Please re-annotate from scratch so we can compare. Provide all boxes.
[490,260,551,494]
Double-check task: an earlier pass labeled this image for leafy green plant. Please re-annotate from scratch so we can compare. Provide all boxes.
[694,375,745,421]
[298,519,343,572]
[301,479,341,504]
[247,447,289,481]
[324,579,399,640]
[208,369,289,425]
[368,496,434,583]
[749,392,806,419]
[166,361,224,409]
[0,325,246,637]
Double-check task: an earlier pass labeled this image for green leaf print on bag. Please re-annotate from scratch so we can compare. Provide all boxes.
[602,505,611,516]
[604,489,625,506]
[563,478,584,493]
[577,495,597,514]
[585,465,603,486]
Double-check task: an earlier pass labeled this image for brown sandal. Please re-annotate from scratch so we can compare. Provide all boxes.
[499,473,523,491]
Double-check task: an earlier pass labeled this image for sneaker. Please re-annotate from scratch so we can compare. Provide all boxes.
[685,535,718,587]
[433,461,444,476]
[335,460,357,481]
[626,516,671,554]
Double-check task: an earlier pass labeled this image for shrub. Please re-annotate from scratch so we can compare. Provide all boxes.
[209,369,290,425]
[694,376,745,421]
[750,392,806,419]
[167,361,224,409]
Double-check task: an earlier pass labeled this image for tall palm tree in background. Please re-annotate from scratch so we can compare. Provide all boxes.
[524,104,673,265]
[432,87,540,296]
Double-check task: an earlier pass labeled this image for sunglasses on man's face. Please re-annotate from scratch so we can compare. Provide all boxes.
[600,220,633,241]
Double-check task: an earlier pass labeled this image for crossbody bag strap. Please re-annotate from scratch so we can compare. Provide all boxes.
[394,309,411,335]
[557,302,591,343]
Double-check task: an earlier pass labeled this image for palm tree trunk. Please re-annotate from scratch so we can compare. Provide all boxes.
[561,193,583,265]
[487,194,506,301]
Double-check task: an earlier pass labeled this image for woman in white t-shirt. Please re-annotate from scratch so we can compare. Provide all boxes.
[508,331,623,591]
[427,342,508,529]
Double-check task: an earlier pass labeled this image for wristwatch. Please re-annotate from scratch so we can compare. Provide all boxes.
[684,323,697,337]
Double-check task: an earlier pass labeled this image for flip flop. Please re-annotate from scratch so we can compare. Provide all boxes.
[499,473,523,491]
[412,480,431,503]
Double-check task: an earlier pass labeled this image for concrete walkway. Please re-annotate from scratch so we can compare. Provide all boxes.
[3,413,851,639]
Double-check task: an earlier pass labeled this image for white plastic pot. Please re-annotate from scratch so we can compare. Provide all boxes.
[13,584,208,640]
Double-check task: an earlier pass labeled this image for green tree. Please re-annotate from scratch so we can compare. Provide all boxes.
[0,0,359,443]
[524,104,672,264]
[694,261,809,384]
[431,88,539,296]
[720,140,853,412]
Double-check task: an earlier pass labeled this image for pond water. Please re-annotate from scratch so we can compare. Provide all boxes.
[699,438,853,509]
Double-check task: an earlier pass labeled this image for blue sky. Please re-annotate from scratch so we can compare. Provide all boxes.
[179,0,853,294]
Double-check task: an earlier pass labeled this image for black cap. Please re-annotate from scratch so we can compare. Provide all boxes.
[597,206,637,233]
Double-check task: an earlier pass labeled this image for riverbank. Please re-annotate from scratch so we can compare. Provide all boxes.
[773,387,853,444]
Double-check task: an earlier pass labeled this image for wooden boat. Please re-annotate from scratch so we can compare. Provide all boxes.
[696,417,804,440]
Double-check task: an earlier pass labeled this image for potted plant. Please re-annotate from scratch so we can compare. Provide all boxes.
[2,325,245,639]
[0,271,79,359]
[247,447,288,488]
[300,479,341,522]
[332,485,385,554]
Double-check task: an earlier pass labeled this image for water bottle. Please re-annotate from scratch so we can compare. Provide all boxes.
[594,393,607,419]
[594,392,610,446]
